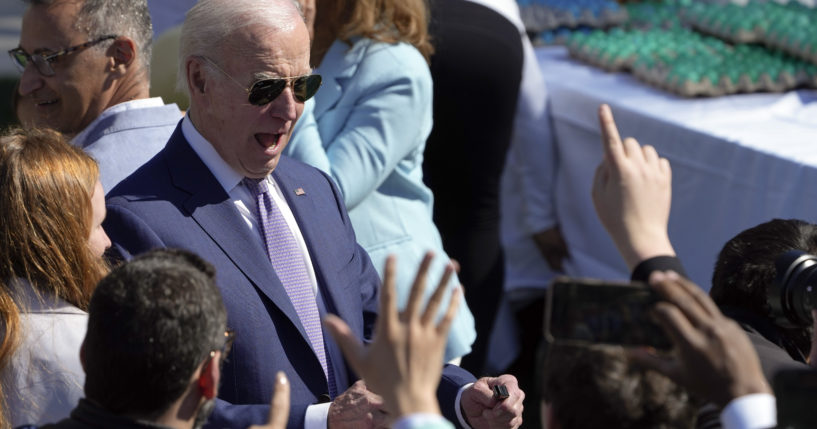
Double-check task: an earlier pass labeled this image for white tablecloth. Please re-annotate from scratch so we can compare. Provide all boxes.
[539,46,817,289]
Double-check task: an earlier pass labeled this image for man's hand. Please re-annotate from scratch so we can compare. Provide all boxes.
[324,252,460,421]
[532,226,569,272]
[327,380,388,429]
[247,372,290,429]
[591,104,674,270]
[460,375,524,429]
[630,271,772,407]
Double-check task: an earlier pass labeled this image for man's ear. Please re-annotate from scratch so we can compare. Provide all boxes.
[186,57,208,100]
[197,352,220,399]
[109,37,137,73]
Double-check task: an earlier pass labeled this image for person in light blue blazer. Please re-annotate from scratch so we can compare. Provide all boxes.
[285,0,476,362]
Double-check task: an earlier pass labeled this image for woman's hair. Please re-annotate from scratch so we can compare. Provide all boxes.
[314,0,433,62]
[0,127,108,428]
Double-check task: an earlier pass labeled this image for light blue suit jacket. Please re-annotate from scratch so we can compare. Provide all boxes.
[285,38,476,360]
[73,102,182,193]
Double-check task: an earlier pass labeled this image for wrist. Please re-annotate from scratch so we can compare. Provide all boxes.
[394,397,440,417]
[618,231,675,271]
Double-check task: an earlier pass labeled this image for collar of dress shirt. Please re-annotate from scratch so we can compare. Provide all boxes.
[71,97,166,146]
[182,113,245,194]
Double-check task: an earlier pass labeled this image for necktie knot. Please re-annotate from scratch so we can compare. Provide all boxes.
[243,177,269,195]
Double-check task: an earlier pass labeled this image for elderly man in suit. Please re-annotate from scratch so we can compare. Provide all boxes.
[103,0,525,428]
[12,0,182,191]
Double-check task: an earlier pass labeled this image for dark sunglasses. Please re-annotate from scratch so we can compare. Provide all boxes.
[201,56,322,105]
[8,35,117,77]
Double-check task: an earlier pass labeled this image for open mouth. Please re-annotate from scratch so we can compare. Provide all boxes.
[34,99,58,107]
[255,133,282,150]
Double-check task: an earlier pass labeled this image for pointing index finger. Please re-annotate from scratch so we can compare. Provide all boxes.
[598,104,625,164]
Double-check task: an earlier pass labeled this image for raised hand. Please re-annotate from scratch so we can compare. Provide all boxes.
[591,104,674,270]
[324,252,460,421]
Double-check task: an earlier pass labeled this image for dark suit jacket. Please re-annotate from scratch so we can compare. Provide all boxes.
[104,123,476,428]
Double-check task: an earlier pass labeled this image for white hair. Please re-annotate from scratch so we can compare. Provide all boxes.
[176,0,305,96]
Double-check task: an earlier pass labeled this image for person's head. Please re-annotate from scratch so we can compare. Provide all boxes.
[179,0,315,179]
[711,218,817,354]
[541,344,695,429]
[312,0,433,63]
[0,126,109,428]
[0,127,109,307]
[82,249,229,423]
[13,0,153,136]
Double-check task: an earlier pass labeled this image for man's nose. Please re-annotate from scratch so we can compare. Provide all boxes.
[18,63,45,96]
[267,86,299,121]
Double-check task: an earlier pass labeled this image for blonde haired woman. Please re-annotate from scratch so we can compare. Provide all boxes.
[0,128,110,427]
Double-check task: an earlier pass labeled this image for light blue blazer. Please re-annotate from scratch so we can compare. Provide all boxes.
[286,38,476,360]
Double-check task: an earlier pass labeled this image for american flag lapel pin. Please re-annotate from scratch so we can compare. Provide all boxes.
[295,187,306,196]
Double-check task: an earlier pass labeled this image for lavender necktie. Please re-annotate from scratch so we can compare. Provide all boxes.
[244,178,336,396]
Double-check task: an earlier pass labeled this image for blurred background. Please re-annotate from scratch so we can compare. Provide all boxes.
[0,2,24,128]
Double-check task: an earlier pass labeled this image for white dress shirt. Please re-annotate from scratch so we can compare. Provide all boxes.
[720,393,777,429]
[72,97,166,146]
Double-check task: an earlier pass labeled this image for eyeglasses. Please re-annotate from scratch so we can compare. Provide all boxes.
[210,329,236,361]
[8,35,118,77]
[200,56,322,105]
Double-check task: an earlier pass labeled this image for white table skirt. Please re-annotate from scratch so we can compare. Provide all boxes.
[539,46,817,289]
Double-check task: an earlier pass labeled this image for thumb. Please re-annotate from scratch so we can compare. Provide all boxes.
[267,372,290,429]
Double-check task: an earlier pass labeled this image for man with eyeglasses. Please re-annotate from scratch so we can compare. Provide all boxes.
[11,0,182,192]
[103,0,524,428]
[23,249,288,429]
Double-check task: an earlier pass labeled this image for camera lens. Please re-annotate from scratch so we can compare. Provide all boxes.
[772,250,817,328]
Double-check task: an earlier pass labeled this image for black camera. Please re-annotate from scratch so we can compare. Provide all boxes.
[770,250,817,328]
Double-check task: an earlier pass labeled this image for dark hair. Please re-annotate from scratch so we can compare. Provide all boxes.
[542,344,695,429]
[710,218,817,354]
[83,248,227,418]
[25,0,153,77]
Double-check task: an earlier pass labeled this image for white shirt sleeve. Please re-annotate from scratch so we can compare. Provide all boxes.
[304,402,331,429]
[720,393,776,429]
[454,382,475,429]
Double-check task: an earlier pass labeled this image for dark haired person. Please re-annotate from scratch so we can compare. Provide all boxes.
[12,0,182,191]
[33,249,288,429]
[542,344,695,429]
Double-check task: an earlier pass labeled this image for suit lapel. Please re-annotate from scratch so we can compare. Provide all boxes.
[164,132,312,347]
[271,163,344,313]
[313,39,365,119]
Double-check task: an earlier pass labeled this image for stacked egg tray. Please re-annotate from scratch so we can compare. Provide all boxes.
[566,27,817,97]
[683,1,817,66]
[529,0,690,46]
[518,0,629,33]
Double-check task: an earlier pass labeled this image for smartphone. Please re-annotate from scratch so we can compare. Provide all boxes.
[544,277,672,350]
[774,368,817,429]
